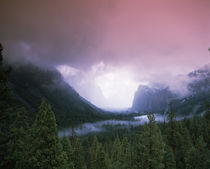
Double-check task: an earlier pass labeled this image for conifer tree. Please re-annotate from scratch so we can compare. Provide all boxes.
[89,136,100,169]
[28,100,66,169]
[8,107,29,169]
[163,145,176,169]
[165,104,178,155]
[61,135,75,169]
[135,113,165,169]
[111,136,122,163]
[0,43,29,169]
[185,136,210,169]
[73,138,86,169]
[120,137,131,169]
[0,43,11,108]
[81,137,91,169]
[204,102,210,149]
[176,124,192,169]
[95,145,109,169]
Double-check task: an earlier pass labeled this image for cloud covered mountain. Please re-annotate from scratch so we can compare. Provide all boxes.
[132,65,210,115]
[8,64,107,127]
[132,85,176,113]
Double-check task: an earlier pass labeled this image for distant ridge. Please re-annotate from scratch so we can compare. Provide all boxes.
[8,64,107,127]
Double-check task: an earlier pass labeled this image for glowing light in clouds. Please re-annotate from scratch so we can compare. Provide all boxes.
[95,69,139,108]
[57,65,79,76]
[57,63,141,109]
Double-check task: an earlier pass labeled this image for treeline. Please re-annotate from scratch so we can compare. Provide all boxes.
[1,43,210,169]
[1,99,210,169]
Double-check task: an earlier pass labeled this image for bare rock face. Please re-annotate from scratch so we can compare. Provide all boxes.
[132,85,175,113]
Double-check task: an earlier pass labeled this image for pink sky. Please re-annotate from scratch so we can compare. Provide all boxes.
[1,0,210,108]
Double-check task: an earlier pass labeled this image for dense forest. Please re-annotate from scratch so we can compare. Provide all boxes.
[1,43,210,169]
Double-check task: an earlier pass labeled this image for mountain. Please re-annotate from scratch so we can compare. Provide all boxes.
[132,85,175,113]
[132,65,210,115]
[172,65,210,115]
[8,64,107,127]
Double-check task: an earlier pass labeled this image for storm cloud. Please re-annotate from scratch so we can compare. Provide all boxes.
[1,0,209,69]
[1,0,210,108]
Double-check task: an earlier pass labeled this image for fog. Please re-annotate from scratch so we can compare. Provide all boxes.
[58,113,196,137]
[58,115,154,137]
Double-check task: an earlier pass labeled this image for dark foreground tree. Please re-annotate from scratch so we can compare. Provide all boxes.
[0,43,11,107]
[135,113,165,169]
[0,43,29,169]
[95,144,109,169]
[185,136,210,169]
[204,102,210,149]
[72,138,86,169]
[28,100,66,169]
[163,145,176,169]
[61,135,75,169]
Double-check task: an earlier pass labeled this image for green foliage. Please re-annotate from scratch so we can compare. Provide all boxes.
[72,138,86,169]
[95,145,109,169]
[110,136,121,163]
[8,64,109,127]
[165,107,178,154]
[119,137,131,169]
[185,136,210,169]
[204,102,210,149]
[0,43,12,108]
[89,136,100,169]
[1,102,210,169]
[0,43,29,169]
[61,135,75,169]
[28,100,67,169]
[163,145,176,169]
[135,113,165,169]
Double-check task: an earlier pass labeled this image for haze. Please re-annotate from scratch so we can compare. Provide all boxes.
[0,0,210,108]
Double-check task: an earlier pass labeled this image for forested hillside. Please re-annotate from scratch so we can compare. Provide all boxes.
[7,63,109,127]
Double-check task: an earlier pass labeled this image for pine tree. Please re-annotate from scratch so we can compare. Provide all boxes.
[0,43,29,169]
[0,43,13,169]
[165,105,178,155]
[28,100,67,169]
[61,135,75,169]
[81,137,91,169]
[8,107,29,169]
[95,145,109,169]
[73,138,86,169]
[89,136,100,169]
[0,43,11,108]
[176,124,192,169]
[185,136,210,169]
[185,145,196,169]
[163,145,176,169]
[135,113,165,169]
[204,102,210,149]
[110,135,122,167]
[0,106,29,169]
[120,137,131,169]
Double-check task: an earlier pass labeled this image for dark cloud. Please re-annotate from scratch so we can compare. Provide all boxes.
[1,0,209,72]
[1,0,209,108]
[0,0,116,67]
